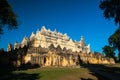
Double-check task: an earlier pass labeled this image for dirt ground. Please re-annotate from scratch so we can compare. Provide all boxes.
[1,64,120,80]
[82,63,120,80]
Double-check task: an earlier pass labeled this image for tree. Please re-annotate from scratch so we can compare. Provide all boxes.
[99,0,120,26]
[17,45,28,66]
[102,45,115,59]
[108,28,120,61]
[99,0,120,61]
[0,0,18,34]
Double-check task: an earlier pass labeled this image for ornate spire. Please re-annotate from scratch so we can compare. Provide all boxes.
[7,43,13,52]
[42,26,46,29]
[54,29,56,32]
[41,26,46,31]
[48,29,51,32]
[80,36,84,41]
[36,29,39,34]
[30,32,35,40]
[87,44,91,53]
[70,38,72,41]
[64,33,67,36]
[21,36,29,47]
[14,42,20,49]
[80,36,86,46]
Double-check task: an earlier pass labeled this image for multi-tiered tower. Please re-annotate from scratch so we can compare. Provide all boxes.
[13,26,91,53]
[7,26,115,66]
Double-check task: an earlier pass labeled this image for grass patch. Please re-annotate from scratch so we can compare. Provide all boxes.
[0,67,97,80]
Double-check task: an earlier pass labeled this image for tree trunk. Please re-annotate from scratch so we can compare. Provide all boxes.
[118,47,120,61]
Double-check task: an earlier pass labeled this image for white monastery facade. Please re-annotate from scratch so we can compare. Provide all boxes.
[14,26,91,53]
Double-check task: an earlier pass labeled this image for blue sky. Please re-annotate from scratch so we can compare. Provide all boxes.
[0,0,118,53]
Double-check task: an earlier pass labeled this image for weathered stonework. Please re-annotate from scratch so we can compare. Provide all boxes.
[7,26,115,67]
[14,26,91,53]
[79,52,115,64]
[26,50,76,67]
[7,44,13,52]
[22,50,115,67]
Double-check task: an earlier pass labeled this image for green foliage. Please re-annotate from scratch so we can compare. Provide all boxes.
[17,45,28,65]
[100,0,120,61]
[0,0,18,34]
[102,28,120,61]
[102,45,115,58]
[12,68,89,80]
[99,0,120,25]
[108,28,120,60]
[108,28,120,48]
